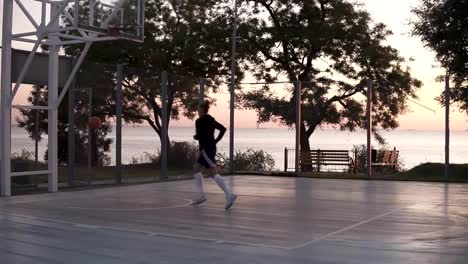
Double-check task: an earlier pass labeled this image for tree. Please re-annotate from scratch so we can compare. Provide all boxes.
[64,0,238,145]
[412,0,468,113]
[236,0,422,167]
[16,84,113,166]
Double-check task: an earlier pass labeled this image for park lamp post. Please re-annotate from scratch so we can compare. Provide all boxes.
[229,0,239,174]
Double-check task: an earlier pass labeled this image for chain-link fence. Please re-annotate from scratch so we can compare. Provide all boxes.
[233,80,467,180]
[4,61,466,194]
[10,85,48,188]
[228,82,297,174]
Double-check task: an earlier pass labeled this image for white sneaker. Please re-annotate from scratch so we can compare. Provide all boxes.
[225,194,237,210]
[192,196,207,205]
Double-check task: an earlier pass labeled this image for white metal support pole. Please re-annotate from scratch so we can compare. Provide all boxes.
[366,79,373,178]
[229,0,238,174]
[0,0,14,196]
[445,74,450,181]
[295,81,302,177]
[48,3,60,192]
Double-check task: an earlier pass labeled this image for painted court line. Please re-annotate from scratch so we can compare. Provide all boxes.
[66,197,193,211]
[5,198,63,205]
[288,207,402,250]
[74,224,99,229]
[5,213,289,250]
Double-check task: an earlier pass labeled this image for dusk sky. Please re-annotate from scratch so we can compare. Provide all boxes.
[1,0,467,131]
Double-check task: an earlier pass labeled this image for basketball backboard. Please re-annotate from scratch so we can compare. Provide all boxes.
[26,0,144,43]
[73,0,145,42]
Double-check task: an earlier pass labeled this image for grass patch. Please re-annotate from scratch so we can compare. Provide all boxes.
[397,163,468,182]
[60,164,190,182]
[247,163,468,183]
[25,164,192,186]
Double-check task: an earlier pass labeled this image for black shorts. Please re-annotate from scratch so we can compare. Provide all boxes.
[197,146,217,169]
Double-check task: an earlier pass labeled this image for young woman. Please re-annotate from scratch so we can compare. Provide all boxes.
[192,101,237,210]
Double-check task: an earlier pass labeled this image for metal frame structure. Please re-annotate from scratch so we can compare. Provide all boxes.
[1,0,143,196]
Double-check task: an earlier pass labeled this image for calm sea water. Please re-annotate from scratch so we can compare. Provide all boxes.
[11,126,468,170]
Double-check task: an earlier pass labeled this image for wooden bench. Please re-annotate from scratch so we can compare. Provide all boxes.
[373,149,399,173]
[301,149,356,174]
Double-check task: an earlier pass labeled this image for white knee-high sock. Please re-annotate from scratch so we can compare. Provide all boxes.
[194,172,205,198]
[213,174,232,198]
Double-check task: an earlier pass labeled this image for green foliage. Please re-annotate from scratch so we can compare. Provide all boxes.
[402,163,468,179]
[64,0,237,143]
[132,143,276,171]
[131,141,199,169]
[12,149,35,161]
[351,144,367,173]
[237,0,421,152]
[218,149,275,171]
[412,0,468,113]
[16,85,113,166]
[352,144,404,173]
[16,85,67,141]
[10,150,45,185]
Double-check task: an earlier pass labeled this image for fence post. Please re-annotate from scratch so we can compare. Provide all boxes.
[87,88,92,184]
[317,149,321,172]
[33,83,39,191]
[161,71,168,180]
[116,64,123,183]
[229,0,239,175]
[295,81,302,176]
[354,148,357,170]
[68,79,76,186]
[366,79,373,178]
[445,74,450,182]
[35,84,40,166]
[284,147,288,172]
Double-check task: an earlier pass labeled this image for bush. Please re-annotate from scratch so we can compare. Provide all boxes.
[10,150,46,186]
[130,141,199,170]
[130,144,275,172]
[402,163,468,179]
[45,125,113,167]
[218,149,275,172]
[352,144,404,173]
[352,145,367,173]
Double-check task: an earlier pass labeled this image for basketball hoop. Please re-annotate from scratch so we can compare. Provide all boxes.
[107,24,140,39]
[108,27,122,37]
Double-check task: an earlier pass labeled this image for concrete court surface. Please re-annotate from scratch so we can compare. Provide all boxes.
[0,176,467,263]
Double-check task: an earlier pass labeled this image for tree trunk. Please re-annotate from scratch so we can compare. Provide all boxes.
[156,117,171,163]
[300,122,313,171]
[157,132,171,153]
